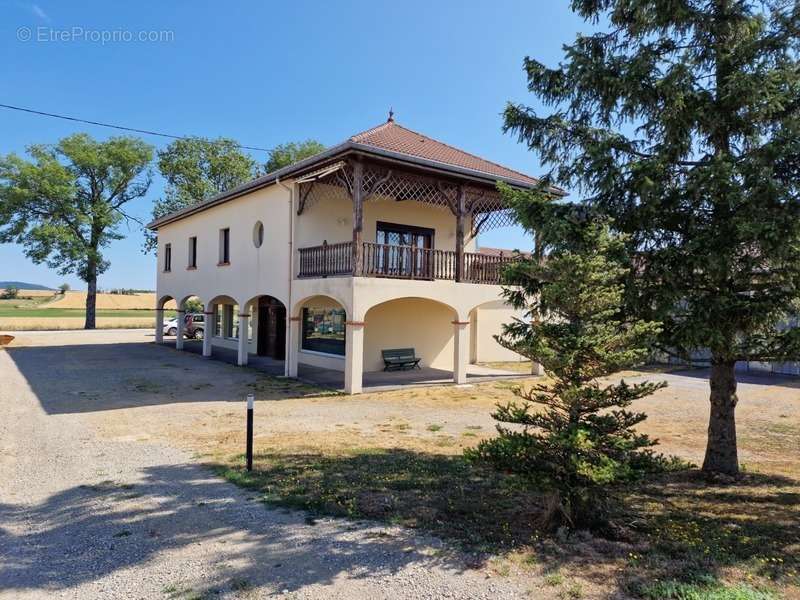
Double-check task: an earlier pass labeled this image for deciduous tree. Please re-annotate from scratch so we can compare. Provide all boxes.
[0,134,153,328]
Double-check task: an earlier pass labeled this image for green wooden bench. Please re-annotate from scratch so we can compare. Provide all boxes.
[382,348,421,371]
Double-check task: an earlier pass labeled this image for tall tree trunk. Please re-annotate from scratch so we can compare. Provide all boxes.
[702,360,739,476]
[84,258,97,330]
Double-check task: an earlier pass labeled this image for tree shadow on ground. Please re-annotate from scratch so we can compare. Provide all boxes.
[211,449,800,596]
[3,342,325,414]
[0,462,478,597]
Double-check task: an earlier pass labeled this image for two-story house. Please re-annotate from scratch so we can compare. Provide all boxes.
[148,116,545,393]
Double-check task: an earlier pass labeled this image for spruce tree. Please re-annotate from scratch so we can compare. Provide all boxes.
[504,0,800,475]
[468,223,666,529]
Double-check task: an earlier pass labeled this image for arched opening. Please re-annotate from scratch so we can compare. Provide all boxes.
[468,299,530,369]
[244,295,287,360]
[363,297,458,373]
[207,294,238,341]
[293,294,348,372]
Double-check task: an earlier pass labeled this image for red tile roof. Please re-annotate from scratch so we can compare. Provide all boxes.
[478,246,530,257]
[349,120,540,186]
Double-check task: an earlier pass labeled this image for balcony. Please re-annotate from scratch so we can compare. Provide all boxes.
[297,241,514,285]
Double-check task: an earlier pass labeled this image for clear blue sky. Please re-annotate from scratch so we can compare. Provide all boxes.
[0,1,589,290]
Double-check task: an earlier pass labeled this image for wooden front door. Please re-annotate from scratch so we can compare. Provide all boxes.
[256,297,286,359]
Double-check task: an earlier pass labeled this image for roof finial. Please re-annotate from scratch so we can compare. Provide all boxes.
[387,107,394,123]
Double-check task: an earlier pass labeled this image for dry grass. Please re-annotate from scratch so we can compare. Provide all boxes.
[44,291,176,310]
[1,289,59,298]
[71,345,798,600]
[0,317,157,330]
[147,371,798,600]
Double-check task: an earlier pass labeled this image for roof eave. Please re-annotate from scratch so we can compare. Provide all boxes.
[147,141,565,230]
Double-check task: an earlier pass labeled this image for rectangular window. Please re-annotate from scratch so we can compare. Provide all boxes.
[164,243,172,272]
[188,236,197,268]
[219,228,230,264]
[301,307,346,355]
[214,305,222,337]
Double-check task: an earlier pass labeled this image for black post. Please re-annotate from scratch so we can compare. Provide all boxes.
[246,393,254,471]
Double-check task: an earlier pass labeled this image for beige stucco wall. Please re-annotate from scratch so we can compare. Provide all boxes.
[293,184,477,265]
[470,300,527,363]
[363,298,456,372]
[154,178,524,371]
[156,184,292,310]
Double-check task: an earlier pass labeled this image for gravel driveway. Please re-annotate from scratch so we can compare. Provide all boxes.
[0,331,529,599]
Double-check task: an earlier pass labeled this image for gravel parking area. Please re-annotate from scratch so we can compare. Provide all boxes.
[0,331,530,600]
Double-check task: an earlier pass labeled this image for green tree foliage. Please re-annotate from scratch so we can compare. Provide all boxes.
[263,140,326,173]
[184,297,203,313]
[145,137,256,252]
[0,134,153,328]
[503,0,800,476]
[467,223,667,530]
[1,285,19,300]
[58,282,70,294]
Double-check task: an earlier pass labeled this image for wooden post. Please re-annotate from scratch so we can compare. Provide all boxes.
[455,185,466,282]
[352,159,364,276]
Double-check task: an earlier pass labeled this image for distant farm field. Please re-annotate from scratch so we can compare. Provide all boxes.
[0,290,176,331]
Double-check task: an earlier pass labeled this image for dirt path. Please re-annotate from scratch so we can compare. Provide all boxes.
[0,339,529,599]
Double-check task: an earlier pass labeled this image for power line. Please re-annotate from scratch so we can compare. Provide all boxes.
[0,103,272,153]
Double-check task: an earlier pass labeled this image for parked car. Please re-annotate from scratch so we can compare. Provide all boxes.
[162,313,205,338]
[163,317,179,337]
[184,313,205,339]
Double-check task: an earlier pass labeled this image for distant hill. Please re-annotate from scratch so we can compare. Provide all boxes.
[0,281,54,290]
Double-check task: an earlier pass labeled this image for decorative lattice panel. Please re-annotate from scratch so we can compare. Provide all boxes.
[297,161,517,234]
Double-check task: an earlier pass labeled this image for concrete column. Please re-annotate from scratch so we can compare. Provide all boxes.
[237,313,250,366]
[155,308,164,344]
[175,310,186,350]
[344,320,365,394]
[286,315,300,377]
[452,320,470,384]
[531,362,543,376]
[202,309,213,357]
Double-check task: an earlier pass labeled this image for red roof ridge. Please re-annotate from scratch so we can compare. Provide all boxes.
[348,120,539,186]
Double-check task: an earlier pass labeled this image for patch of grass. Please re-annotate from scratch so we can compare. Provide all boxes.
[638,580,777,600]
[214,448,538,548]
[544,572,564,586]
[113,530,132,537]
[560,581,584,599]
[426,424,443,432]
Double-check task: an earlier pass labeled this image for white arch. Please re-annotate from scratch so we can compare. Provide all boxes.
[291,293,349,319]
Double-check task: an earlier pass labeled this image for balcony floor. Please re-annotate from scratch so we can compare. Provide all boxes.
[167,339,525,392]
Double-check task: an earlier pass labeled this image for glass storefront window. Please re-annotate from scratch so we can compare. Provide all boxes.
[301,307,345,355]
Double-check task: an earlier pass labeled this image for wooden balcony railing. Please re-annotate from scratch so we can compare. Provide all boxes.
[297,241,514,284]
[297,241,352,278]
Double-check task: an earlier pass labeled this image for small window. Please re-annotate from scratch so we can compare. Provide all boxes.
[188,236,197,268]
[302,307,346,355]
[219,228,230,264]
[164,243,172,272]
[253,221,264,248]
